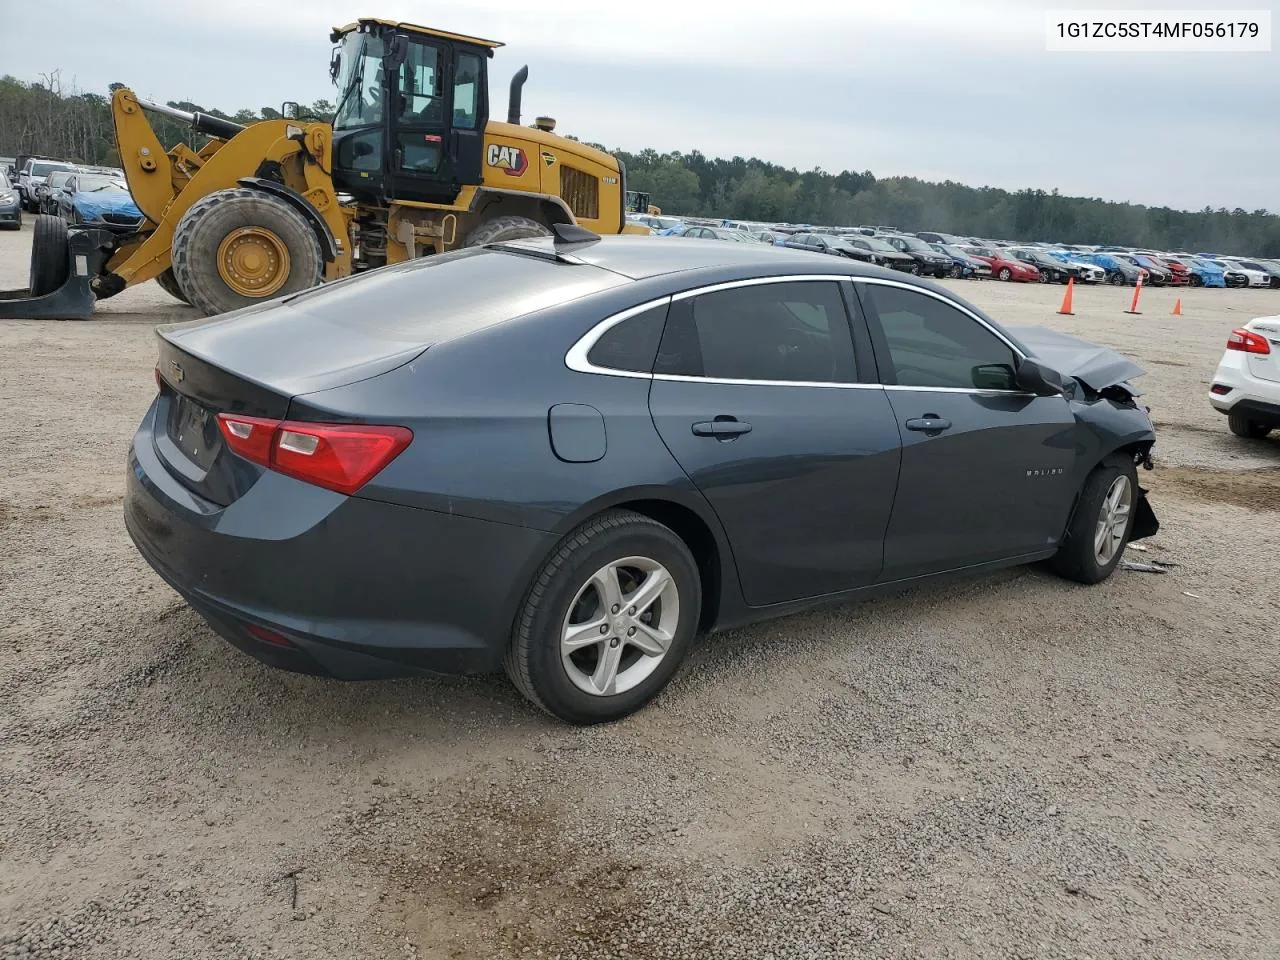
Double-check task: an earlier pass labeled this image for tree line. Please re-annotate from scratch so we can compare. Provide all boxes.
[3,72,1277,256]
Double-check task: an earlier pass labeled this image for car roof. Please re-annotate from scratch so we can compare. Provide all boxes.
[503,234,854,281]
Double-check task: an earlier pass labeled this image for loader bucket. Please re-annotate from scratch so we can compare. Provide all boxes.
[0,224,118,320]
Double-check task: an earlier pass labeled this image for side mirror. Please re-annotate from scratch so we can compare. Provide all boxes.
[281,101,299,120]
[1014,357,1066,396]
[972,363,1019,391]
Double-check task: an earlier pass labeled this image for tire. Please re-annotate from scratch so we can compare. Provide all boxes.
[505,509,702,725]
[948,264,962,279]
[998,267,1012,281]
[1228,411,1272,439]
[171,187,324,317]
[155,267,191,305]
[1107,272,1125,285]
[465,214,552,247]
[1038,271,1051,283]
[1190,275,1203,287]
[29,214,70,297]
[1048,455,1139,585]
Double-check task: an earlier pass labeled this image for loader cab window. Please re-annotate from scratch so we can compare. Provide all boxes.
[333,32,387,129]
[399,43,442,122]
[453,53,481,130]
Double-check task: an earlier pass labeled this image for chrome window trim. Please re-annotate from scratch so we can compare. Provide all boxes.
[563,272,1032,394]
[564,295,673,379]
[851,275,1027,361]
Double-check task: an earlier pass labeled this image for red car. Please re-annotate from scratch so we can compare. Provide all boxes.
[1137,253,1190,286]
[963,246,1041,282]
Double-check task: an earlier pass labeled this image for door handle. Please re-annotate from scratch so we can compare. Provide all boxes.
[692,417,753,439]
[905,416,952,433]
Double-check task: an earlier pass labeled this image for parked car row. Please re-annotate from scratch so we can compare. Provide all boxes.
[626,214,1280,290]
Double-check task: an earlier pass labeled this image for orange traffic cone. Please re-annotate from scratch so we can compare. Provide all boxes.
[1057,277,1075,315]
[1125,274,1144,315]
[1171,298,1182,316]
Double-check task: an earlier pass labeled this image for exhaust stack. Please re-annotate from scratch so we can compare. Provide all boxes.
[507,65,529,125]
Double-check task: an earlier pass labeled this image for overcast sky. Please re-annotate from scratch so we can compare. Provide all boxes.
[8,0,1277,212]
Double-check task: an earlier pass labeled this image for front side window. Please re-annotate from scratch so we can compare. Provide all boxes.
[862,285,1019,391]
[654,281,857,384]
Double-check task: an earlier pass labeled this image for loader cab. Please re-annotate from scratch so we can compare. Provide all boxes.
[329,19,498,204]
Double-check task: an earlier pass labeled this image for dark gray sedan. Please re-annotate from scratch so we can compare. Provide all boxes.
[125,232,1160,724]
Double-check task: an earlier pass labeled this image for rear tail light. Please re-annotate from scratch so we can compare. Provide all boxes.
[1210,384,1231,395]
[216,414,412,495]
[1226,329,1271,355]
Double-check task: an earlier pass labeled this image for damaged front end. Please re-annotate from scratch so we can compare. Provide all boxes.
[1008,324,1160,543]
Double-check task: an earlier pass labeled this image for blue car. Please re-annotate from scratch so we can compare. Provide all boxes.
[1072,253,1144,286]
[54,172,144,231]
[1176,257,1227,287]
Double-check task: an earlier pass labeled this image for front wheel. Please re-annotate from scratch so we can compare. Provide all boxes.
[171,187,324,317]
[998,267,1012,281]
[1048,456,1138,584]
[505,510,702,725]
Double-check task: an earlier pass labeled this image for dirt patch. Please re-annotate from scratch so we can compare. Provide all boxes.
[355,784,662,960]
[1148,464,1280,511]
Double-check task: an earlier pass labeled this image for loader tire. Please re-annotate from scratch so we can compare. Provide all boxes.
[155,268,191,305]
[465,215,551,247]
[171,187,323,318]
[30,214,70,298]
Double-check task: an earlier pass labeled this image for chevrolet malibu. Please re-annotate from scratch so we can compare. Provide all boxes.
[125,231,1161,724]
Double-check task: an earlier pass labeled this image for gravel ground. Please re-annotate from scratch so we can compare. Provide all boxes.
[2,222,1278,959]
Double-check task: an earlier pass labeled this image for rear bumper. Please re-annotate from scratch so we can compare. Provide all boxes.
[1208,354,1280,422]
[124,403,556,680]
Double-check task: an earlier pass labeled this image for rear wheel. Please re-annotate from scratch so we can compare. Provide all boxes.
[505,509,702,725]
[171,187,324,317]
[155,268,191,305]
[1048,455,1138,584]
[1228,411,1273,439]
[465,214,552,246]
[29,214,69,297]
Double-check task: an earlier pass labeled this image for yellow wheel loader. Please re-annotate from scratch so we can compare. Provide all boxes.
[0,18,648,319]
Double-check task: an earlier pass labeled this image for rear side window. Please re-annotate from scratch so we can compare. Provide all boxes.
[654,280,857,384]
[861,284,1018,391]
[586,304,668,373]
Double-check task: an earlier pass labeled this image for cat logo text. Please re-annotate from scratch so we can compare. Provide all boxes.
[486,144,528,177]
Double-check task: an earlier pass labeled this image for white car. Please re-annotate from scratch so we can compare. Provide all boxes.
[1067,259,1106,283]
[1209,316,1280,439]
[1221,260,1272,288]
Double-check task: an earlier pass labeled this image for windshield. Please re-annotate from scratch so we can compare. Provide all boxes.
[30,161,71,178]
[333,31,387,130]
[77,175,124,192]
[862,238,898,252]
[1237,260,1265,270]
[895,236,932,253]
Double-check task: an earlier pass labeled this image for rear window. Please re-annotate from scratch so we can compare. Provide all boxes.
[30,162,70,177]
[279,246,628,341]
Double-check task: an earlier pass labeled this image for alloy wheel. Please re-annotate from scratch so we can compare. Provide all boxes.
[1094,475,1132,566]
[560,557,680,697]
